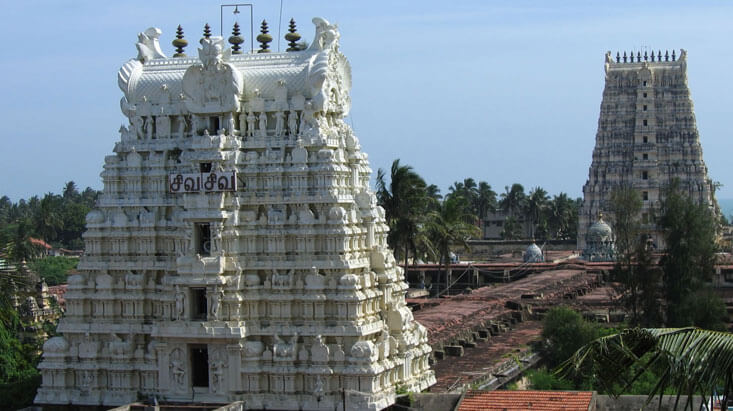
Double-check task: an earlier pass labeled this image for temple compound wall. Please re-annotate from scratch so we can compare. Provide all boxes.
[578,50,717,250]
[35,18,434,410]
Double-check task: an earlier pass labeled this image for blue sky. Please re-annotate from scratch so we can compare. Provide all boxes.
[2,1,732,202]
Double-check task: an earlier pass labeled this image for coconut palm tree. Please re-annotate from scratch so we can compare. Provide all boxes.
[500,184,527,217]
[426,195,480,293]
[526,187,550,239]
[376,159,429,268]
[475,181,497,225]
[34,193,64,243]
[425,184,442,212]
[559,327,733,410]
[4,219,37,263]
[500,216,523,240]
[548,193,572,239]
[62,180,80,202]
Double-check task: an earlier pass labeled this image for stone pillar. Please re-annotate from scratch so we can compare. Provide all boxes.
[156,343,169,390]
[227,344,242,393]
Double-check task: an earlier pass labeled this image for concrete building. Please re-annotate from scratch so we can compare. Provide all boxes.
[36,18,434,409]
[579,49,717,250]
[482,210,530,240]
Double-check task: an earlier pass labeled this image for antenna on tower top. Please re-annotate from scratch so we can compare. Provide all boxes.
[220,3,254,54]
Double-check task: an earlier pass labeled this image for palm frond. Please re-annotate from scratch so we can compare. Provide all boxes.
[557,327,733,410]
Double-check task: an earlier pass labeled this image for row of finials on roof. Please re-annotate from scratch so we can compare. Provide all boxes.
[615,49,677,63]
[171,18,304,57]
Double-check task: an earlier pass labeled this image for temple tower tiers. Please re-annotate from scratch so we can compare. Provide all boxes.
[578,49,717,250]
[36,18,434,409]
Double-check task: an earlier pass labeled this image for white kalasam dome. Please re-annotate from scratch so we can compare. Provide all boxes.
[85,209,105,225]
[43,336,69,353]
[582,213,616,262]
[523,243,544,263]
[586,215,613,242]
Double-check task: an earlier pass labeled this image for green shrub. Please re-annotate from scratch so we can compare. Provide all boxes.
[541,306,599,368]
[29,256,78,285]
[527,368,574,390]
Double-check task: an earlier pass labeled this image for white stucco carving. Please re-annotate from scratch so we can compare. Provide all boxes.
[36,17,434,410]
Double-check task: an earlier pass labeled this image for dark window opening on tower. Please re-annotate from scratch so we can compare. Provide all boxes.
[643,136,648,143]
[643,119,648,126]
[200,162,212,173]
[643,105,647,111]
[643,92,648,98]
[195,223,211,255]
[643,191,649,201]
[209,116,220,133]
[643,80,647,87]
[191,346,209,387]
[642,171,648,180]
[643,153,648,160]
[191,288,207,320]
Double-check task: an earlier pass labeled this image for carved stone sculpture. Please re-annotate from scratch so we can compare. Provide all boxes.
[287,110,298,136]
[169,348,185,392]
[274,110,285,136]
[258,112,267,136]
[174,285,185,320]
[246,111,256,137]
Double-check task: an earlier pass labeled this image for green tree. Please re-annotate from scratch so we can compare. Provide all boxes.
[29,256,79,286]
[447,178,480,225]
[609,186,645,325]
[0,196,12,225]
[62,180,80,202]
[500,216,523,240]
[526,187,550,239]
[33,193,64,243]
[426,195,480,291]
[634,239,663,327]
[678,289,727,331]
[541,306,599,368]
[376,159,429,268]
[659,181,718,326]
[0,281,41,409]
[425,184,442,212]
[547,193,575,240]
[80,186,99,209]
[4,220,37,263]
[58,201,90,249]
[475,181,497,227]
[499,183,527,217]
[526,368,575,390]
[560,327,733,410]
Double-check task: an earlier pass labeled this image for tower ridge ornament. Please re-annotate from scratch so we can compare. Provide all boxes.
[181,36,243,114]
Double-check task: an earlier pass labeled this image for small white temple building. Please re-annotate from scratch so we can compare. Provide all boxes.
[36,17,434,410]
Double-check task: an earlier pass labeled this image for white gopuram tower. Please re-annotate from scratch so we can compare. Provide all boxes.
[36,18,434,409]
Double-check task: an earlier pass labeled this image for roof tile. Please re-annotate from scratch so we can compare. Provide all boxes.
[457,390,593,411]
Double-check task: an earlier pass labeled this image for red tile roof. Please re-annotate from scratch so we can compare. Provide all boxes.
[457,390,594,411]
[29,237,52,249]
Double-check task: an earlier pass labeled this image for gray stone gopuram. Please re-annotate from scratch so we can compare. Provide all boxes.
[578,49,717,250]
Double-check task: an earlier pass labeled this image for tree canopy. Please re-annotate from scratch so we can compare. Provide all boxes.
[659,181,720,327]
[0,182,99,257]
[559,327,733,410]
